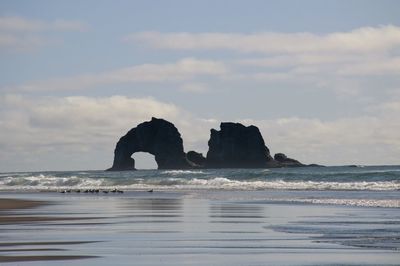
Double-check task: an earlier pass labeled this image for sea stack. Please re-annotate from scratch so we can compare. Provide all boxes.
[206,122,278,168]
[107,118,306,171]
[274,153,303,167]
[107,117,194,171]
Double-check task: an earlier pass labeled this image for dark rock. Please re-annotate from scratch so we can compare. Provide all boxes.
[274,153,304,167]
[308,163,325,167]
[107,117,194,171]
[206,122,277,168]
[186,151,206,167]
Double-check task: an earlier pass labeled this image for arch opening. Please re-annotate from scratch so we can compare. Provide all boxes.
[132,152,157,170]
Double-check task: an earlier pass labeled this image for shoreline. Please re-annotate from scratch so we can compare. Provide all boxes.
[0,197,100,263]
[0,191,399,265]
[0,198,47,211]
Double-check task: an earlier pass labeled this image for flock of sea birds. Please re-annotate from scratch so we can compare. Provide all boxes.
[59,188,154,194]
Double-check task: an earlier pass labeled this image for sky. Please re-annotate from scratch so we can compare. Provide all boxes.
[0,0,400,171]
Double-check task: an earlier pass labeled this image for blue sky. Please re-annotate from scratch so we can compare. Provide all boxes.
[1,0,399,171]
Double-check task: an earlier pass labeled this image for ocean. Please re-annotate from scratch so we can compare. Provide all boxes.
[1,166,399,265]
[1,165,399,207]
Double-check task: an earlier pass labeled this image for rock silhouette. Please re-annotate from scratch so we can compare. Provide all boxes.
[206,122,278,168]
[186,151,206,167]
[107,117,194,171]
[274,153,303,167]
[107,118,307,171]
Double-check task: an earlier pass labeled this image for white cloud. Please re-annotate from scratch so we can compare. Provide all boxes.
[10,58,227,91]
[240,110,400,166]
[1,94,399,171]
[0,94,180,138]
[337,57,400,76]
[0,16,88,32]
[0,16,87,51]
[125,26,400,98]
[128,25,400,54]
[0,95,182,170]
[0,94,219,171]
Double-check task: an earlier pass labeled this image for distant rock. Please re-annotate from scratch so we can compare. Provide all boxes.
[308,163,324,167]
[107,117,194,171]
[107,118,311,171]
[274,153,304,167]
[186,151,206,167]
[206,122,277,168]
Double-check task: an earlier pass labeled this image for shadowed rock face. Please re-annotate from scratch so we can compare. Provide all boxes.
[206,122,277,168]
[186,151,206,167]
[107,117,193,171]
[274,153,303,167]
[108,118,307,171]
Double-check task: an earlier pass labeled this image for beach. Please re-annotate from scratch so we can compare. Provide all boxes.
[0,190,399,265]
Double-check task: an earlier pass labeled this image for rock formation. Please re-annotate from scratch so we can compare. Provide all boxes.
[186,151,206,167]
[274,153,303,167]
[206,122,278,168]
[107,117,194,171]
[108,118,309,171]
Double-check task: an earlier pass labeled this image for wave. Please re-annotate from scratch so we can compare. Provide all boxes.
[179,178,400,191]
[161,170,205,175]
[0,174,110,190]
[296,198,400,208]
[0,174,398,192]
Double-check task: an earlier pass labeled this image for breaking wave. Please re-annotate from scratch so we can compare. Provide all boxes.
[0,174,398,192]
[1,166,399,208]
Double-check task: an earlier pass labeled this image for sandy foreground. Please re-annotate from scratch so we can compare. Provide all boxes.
[0,191,399,265]
[0,198,98,262]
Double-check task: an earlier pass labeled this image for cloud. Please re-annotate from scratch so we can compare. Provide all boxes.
[9,58,227,92]
[0,95,182,170]
[126,26,400,98]
[337,57,400,76]
[0,94,219,171]
[226,53,400,92]
[128,25,400,54]
[0,94,179,137]
[1,94,399,171]
[0,16,88,32]
[0,16,88,51]
[240,109,400,166]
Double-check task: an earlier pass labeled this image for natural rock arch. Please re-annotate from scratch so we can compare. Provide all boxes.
[132,152,158,169]
[107,117,193,171]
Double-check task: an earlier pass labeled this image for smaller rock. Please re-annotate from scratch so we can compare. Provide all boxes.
[274,153,304,167]
[186,151,206,167]
[308,163,324,167]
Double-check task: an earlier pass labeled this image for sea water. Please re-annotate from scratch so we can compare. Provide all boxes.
[0,166,399,208]
[0,166,399,265]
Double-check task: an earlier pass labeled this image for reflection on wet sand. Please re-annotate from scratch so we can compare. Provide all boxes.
[0,198,101,262]
[209,203,266,227]
[119,198,183,211]
[0,193,399,265]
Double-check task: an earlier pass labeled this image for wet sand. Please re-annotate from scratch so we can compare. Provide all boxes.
[0,198,46,210]
[0,197,99,262]
[0,191,399,265]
